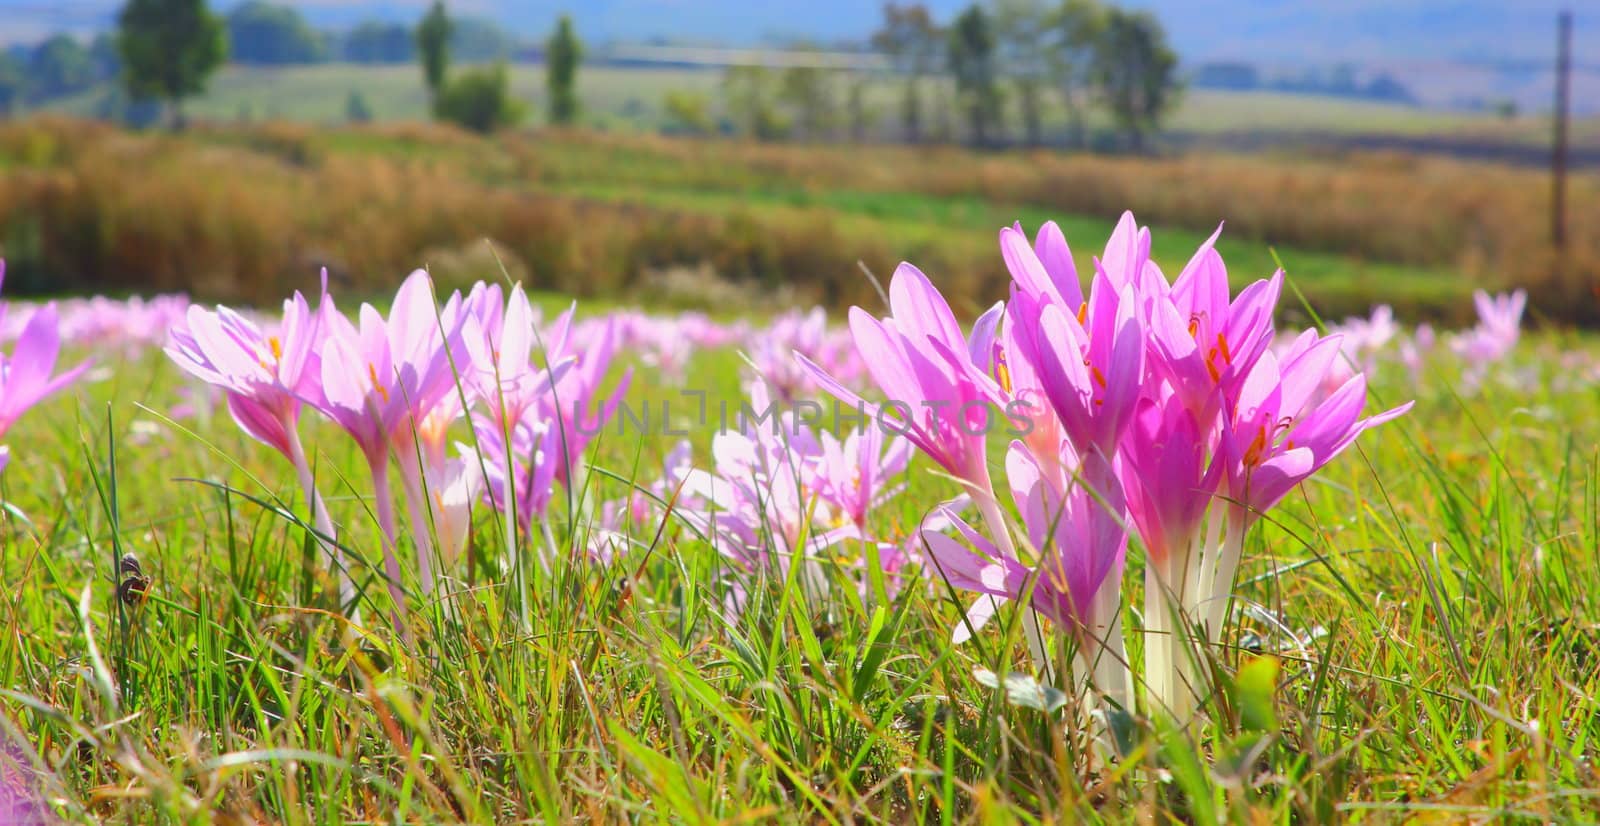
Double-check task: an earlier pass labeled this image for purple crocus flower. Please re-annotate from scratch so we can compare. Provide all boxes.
[164,277,350,602]
[0,261,92,449]
[310,270,468,625]
[799,262,1005,496]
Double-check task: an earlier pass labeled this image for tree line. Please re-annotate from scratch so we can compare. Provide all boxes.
[1,0,1176,150]
[0,0,582,133]
[701,1,1178,151]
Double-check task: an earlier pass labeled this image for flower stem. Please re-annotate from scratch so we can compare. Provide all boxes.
[970,483,1052,681]
[286,427,352,610]
[370,459,409,639]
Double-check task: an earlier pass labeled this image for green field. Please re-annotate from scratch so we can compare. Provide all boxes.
[45,62,1591,147]
[1,297,1597,820]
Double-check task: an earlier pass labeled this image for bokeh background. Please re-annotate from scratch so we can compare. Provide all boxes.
[0,0,1595,324]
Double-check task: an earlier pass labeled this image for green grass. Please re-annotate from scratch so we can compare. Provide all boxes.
[0,305,1598,821]
[551,178,1467,314]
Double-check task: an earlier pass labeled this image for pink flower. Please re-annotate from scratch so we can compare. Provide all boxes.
[922,446,1127,648]
[1223,330,1413,520]
[312,271,468,473]
[800,263,1004,494]
[1144,229,1282,422]
[0,261,92,445]
[165,289,319,460]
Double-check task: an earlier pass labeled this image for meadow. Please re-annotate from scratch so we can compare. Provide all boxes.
[44,62,1600,151]
[0,198,1596,823]
[2,117,1596,326]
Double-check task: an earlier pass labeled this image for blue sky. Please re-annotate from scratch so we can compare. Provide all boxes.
[0,0,1591,67]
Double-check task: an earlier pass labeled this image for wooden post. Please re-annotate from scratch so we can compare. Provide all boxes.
[1552,9,1572,250]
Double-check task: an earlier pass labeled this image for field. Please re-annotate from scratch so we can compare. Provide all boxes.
[0,237,1597,820]
[0,107,1599,820]
[43,62,1600,150]
[3,118,1597,328]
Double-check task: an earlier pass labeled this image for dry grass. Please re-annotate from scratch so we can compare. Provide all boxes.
[1,117,1595,321]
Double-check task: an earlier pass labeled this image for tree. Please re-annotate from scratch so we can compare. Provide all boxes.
[1091,8,1178,151]
[416,1,452,99]
[946,4,1001,148]
[661,90,715,135]
[722,65,788,141]
[117,0,228,127]
[433,62,524,133]
[27,35,95,102]
[779,64,837,140]
[994,0,1051,147]
[346,90,373,122]
[88,33,121,81]
[545,15,582,125]
[871,3,940,143]
[343,22,414,63]
[846,73,877,142]
[226,1,326,65]
[0,53,24,116]
[1047,0,1105,148]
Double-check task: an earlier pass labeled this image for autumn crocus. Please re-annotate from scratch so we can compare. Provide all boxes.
[163,279,354,603]
[798,263,1012,548]
[1145,230,1283,422]
[1205,333,1412,634]
[0,260,92,475]
[310,270,468,623]
[921,445,1130,698]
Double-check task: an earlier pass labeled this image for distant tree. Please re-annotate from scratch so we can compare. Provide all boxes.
[545,14,582,125]
[1047,0,1105,148]
[416,0,452,99]
[871,3,940,143]
[88,33,121,81]
[450,17,515,61]
[343,21,414,63]
[946,4,1001,148]
[27,35,95,102]
[226,1,325,65]
[661,90,715,135]
[346,89,373,122]
[1091,8,1178,151]
[1191,61,1258,91]
[0,53,24,116]
[846,73,877,142]
[433,62,524,133]
[721,65,788,140]
[116,0,228,127]
[1364,73,1416,105]
[994,0,1051,146]
[779,64,838,140]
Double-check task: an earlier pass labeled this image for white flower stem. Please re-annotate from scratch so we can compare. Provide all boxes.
[286,427,353,610]
[370,461,410,638]
[398,458,438,597]
[970,482,1052,683]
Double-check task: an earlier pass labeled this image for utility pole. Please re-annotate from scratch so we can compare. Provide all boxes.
[1552,9,1572,250]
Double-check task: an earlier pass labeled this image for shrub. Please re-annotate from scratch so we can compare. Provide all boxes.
[432,63,525,134]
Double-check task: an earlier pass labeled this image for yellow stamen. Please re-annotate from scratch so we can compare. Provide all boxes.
[269,336,282,361]
[1076,303,1089,325]
[994,346,1013,395]
[1243,425,1268,467]
[368,363,391,403]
